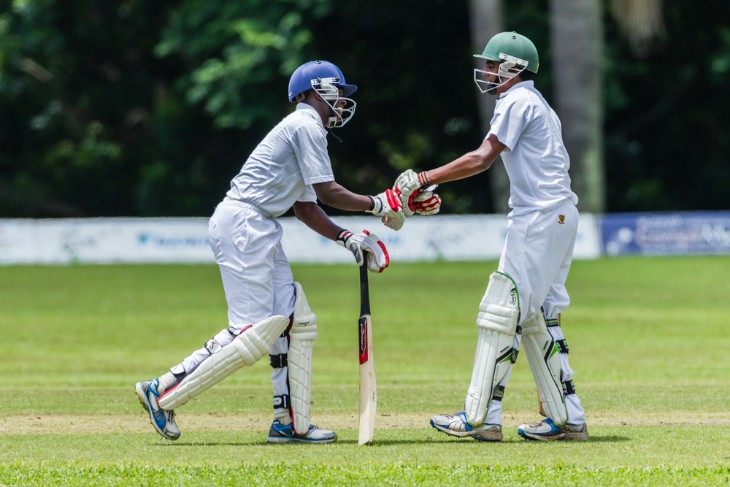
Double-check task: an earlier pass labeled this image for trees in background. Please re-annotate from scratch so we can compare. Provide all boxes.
[1,1,729,217]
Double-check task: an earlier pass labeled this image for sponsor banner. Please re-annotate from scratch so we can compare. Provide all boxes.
[305,213,601,263]
[0,213,601,264]
[0,218,212,264]
[600,211,730,256]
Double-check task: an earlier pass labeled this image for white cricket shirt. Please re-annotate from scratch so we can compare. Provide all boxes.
[487,80,578,215]
[224,103,335,217]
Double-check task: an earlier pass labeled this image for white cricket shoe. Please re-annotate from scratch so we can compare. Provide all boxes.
[266,420,337,444]
[135,378,181,441]
[430,411,503,442]
[517,418,589,441]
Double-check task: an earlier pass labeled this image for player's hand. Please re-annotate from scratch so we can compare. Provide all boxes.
[393,170,440,217]
[336,229,390,272]
[393,169,421,217]
[412,185,441,215]
[368,189,405,231]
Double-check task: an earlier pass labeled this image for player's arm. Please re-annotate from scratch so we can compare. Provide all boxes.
[293,200,344,240]
[391,135,504,212]
[423,134,505,185]
[293,201,390,272]
[314,181,405,231]
[312,181,372,212]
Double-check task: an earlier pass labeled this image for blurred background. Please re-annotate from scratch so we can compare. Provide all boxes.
[1,0,729,219]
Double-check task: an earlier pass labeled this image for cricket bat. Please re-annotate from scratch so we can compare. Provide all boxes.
[358,256,376,445]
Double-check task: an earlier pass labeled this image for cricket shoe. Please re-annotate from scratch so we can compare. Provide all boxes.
[517,418,589,441]
[135,378,181,441]
[266,420,337,444]
[430,411,503,442]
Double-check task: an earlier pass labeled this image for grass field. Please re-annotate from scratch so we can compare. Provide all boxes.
[1,257,729,486]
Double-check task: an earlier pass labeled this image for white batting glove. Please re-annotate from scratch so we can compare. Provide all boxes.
[336,229,390,272]
[393,169,439,217]
[368,189,405,231]
[412,185,441,215]
[393,169,420,217]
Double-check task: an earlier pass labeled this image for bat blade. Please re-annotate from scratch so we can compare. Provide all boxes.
[358,262,376,445]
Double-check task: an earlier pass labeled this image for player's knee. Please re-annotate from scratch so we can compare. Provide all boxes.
[291,282,318,339]
[476,271,520,335]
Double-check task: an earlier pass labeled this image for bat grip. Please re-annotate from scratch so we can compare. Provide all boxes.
[359,254,370,315]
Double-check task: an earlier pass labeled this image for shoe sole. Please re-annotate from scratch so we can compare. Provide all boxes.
[518,431,589,441]
[518,430,565,441]
[135,383,179,441]
[471,431,503,442]
[267,436,337,444]
[430,420,502,442]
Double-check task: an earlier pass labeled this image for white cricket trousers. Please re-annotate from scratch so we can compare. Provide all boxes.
[485,200,586,425]
[177,200,296,420]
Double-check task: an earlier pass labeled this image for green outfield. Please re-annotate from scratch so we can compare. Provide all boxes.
[1,257,729,486]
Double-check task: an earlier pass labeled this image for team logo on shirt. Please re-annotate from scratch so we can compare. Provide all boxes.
[558,215,565,224]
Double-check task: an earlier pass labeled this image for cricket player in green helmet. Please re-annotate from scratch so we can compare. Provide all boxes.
[394,31,589,442]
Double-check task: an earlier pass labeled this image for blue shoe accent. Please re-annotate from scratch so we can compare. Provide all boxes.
[430,411,503,441]
[267,420,336,444]
[135,379,180,441]
[518,417,562,441]
[456,412,473,432]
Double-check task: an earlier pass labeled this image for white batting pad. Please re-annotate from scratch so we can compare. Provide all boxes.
[465,328,517,426]
[465,272,520,426]
[158,315,289,410]
[521,314,568,426]
[475,272,520,333]
[288,282,318,434]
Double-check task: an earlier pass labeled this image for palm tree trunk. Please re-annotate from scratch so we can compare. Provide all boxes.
[549,0,605,213]
[468,0,509,213]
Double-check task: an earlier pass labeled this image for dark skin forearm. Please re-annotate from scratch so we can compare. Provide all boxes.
[313,181,374,212]
[421,134,505,185]
[293,200,346,241]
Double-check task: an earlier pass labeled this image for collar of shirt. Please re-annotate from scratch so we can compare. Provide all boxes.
[295,102,325,128]
[499,80,535,99]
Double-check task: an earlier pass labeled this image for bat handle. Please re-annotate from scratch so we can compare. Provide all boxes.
[359,254,370,315]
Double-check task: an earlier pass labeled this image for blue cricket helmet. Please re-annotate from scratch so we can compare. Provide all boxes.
[287,60,358,103]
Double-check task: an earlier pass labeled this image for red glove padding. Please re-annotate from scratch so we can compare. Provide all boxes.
[336,229,390,272]
[412,186,441,215]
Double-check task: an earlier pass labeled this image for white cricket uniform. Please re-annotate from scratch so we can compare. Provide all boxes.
[488,80,578,323]
[178,103,334,419]
[484,80,585,425]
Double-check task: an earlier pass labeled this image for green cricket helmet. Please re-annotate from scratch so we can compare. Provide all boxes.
[473,31,539,94]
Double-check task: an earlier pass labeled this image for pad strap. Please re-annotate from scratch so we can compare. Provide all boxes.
[273,394,291,409]
[269,353,288,368]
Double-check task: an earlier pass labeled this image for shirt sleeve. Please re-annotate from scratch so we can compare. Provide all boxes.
[292,121,335,185]
[487,97,531,152]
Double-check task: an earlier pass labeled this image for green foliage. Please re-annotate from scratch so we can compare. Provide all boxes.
[2,1,730,217]
[156,0,333,130]
[603,3,730,211]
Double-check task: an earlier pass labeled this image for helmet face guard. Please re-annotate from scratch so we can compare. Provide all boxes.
[473,53,529,94]
[288,61,358,127]
[312,78,357,128]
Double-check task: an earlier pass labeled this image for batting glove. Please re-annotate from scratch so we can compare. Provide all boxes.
[368,189,405,231]
[336,229,390,272]
[412,185,441,215]
[393,169,439,217]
